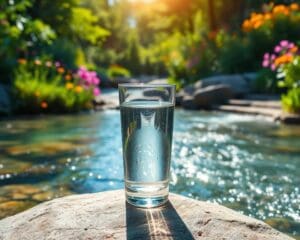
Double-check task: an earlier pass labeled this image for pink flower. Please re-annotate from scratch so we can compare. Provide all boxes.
[262,60,269,67]
[271,64,276,71]
[76,66,101,90]
[288,43,295,49]
[263,53,270,60]
[90,71,97,77]
[280,40,289,47]
[55,61,61,67]
[93,87,101,96]
[77,66,88,79]
[92,77,100,85]
[271,54,276,60]
[274,46,282,53]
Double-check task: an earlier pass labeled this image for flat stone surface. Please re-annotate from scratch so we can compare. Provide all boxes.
[214,105,282,118]
[228,99,281,109]
[0,190,292,240]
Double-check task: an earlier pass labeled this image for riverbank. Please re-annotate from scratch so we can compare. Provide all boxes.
[95,85,300,124]
[2,75,300,124]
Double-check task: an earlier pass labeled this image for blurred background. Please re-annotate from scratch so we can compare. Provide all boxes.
[0,0,300,239]
[0,0,300,114]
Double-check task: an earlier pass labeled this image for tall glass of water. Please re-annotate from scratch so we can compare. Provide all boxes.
[119,84,175,208]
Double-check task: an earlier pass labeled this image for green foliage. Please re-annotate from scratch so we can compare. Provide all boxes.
[42,38,85,69]
[107,65,131,79]
[122,32,142,75]
[279,56,300,89]
[13,60,93,114]
[281,88,300,113]
[254,69,279,93]
[0,0,55,83]
[70,7,110,45]
[278,56,300,113]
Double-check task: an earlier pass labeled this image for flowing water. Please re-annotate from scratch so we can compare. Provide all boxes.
[0,110,299,238]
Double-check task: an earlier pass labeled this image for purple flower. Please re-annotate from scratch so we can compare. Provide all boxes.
[262,60,269,67]
[55,61,61,67]
[93,87,100,96]
[280,40,289,47]
[274,46,282,53]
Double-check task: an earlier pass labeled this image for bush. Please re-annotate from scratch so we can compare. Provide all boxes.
[13,58,100,114]
[240,3,300,71]
[280,55,300,113]
[262,40,300,113]
[107,65,131,79]
[253,68,278,93]
[150,30,215,88]
[216,31,252,73]
[281,88,300,113]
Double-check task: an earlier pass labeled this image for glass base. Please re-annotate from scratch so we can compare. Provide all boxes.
[125,180,169,208]
[126,194,168,208]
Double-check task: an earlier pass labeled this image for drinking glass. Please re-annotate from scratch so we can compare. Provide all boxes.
[119,84,175,208]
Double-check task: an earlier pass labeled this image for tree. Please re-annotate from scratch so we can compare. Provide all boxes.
[0,0,55,82]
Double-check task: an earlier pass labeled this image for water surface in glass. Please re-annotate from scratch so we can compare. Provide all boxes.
[0,110,299,238]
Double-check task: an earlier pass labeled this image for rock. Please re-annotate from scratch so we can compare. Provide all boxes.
[11,193,28,200]
[194,74,251,97]
[181,96,198,110]
[177,85,196,99]
[5,141,81,156]
[279,113,300,124]
[176,86,195,106]
[0,185,41,201]
[93,90,119,110]
[192,84,233,109]
[175,93,184,105]
[0,84,11,115]
[176,74,255,106]
[0,160,32,175]
[243,72,257,82]
[183,84,197,95]
[32,191,56,202]
[0,197,8,203]
[0,201,35,220]
[0,190,292,240]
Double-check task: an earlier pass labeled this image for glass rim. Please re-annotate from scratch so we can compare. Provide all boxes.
[118,83,176,88]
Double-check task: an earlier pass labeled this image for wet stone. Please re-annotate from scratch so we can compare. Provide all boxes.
[0,201,35,220]
[0,160,33,175]
[5,141,82,156]
[0,184,41,196]
[32,191,55,202]
[0,197,8,203]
